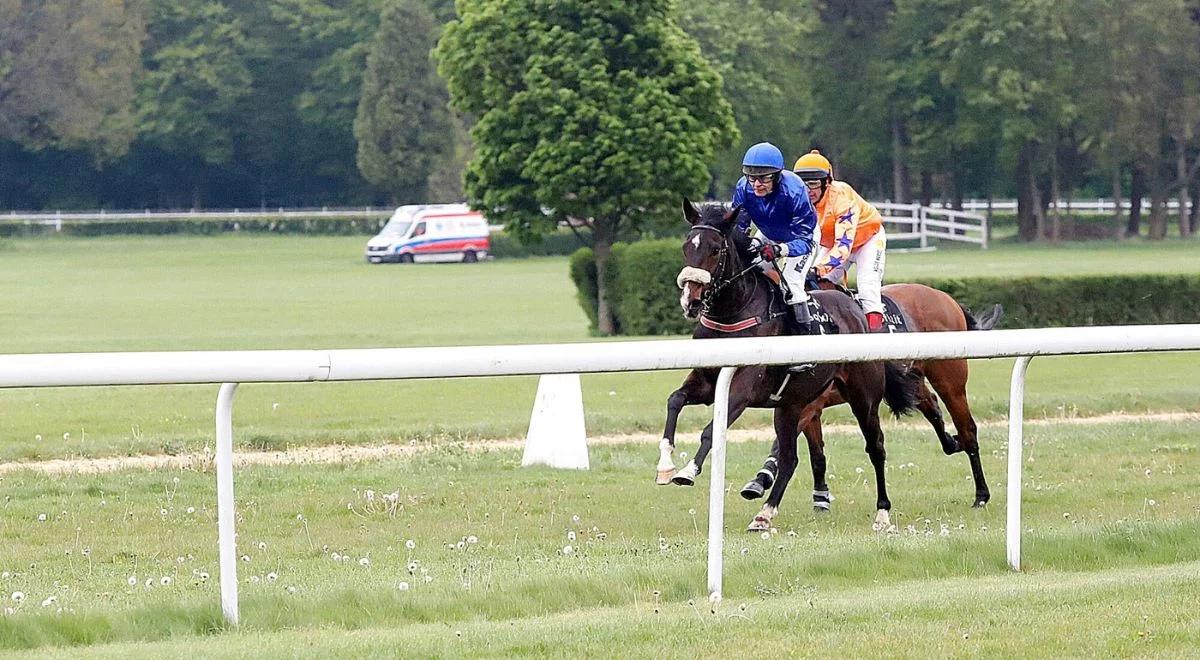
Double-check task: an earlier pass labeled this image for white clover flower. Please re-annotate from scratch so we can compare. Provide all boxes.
[267,572,278,582]
[296,514,304,521]
[359,557,370,567]
[405,539,416,550]
[287,586,296,594]
[688,508,696,516]
[596,532,607,540]
[1148,499,1157,506]
[855,467,864,474]
[41,596,56,607]
[659,542,668,551]
[563,545,574,555]
[567,531,576,541]
[37,514,46,522]
[258,542,267,551]
[571,515,580,524]
[63,432,70,440]
[467,535,478,544]
[34,434,41,442]
[455,541,464,550]
[144,578,154,588]
[240,555,250,562]
[249,576,260,583]
[331,552,341,561]
[11,591,24,603]
[424,575,433,583]
[397,581,410,591]
[160,576,171,586]
[186,507,195,515]
[127,576,137,586]
[1,571,9,579]
[760,532,770,541]
[160,509,168,516]
[199,572,209,581]
[407,562,418,574]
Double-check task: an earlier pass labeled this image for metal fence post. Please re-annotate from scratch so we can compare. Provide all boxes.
[216,383,241,625]
[707,366,736,600]
[1007,356,1033,571]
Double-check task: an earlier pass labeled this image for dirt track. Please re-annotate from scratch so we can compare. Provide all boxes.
[1,411,1196,477]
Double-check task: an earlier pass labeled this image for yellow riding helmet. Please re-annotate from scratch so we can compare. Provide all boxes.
[793,150,833,181]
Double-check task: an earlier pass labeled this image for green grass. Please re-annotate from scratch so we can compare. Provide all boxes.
[0,418,1197,654]
[1,235,1198,462]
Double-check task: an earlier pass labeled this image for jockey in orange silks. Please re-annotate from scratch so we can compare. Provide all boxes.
[793,150,888,332]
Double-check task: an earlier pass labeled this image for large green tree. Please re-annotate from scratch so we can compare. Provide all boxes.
[436,0,736,334]
[0,0,144,160]
[354,0,455,203]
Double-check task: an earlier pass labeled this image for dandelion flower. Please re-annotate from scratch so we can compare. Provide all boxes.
[424,575,433,583]
[160,509,168,516]
[567,531,576,541]
[760,532,770,541]
[127,576,137,586]
[249,575,260,583]
[563,545,574,555]
[186,507,195,515]
[405,540,416,550]
[1148,499,1157,506]
[571,515,580,524]
[160,576,172,586]
[41,596,56,607]
[397,582,410,591]
[258,542,267,551]
[287,586,297,594]
[199,572,209,581]
[240,555,250,563]
[331,552,341,561]
[359,557,369,567]
[267,572,278,582]
[407,562,418,574]
[467,535,478,544]
[37,514,46,522]
[10,592,24,603]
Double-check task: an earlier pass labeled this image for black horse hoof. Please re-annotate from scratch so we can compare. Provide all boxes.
[941,436,961,455]
[671,475,695,487]
[973,495,990,508]
[812,503,831,513]
[740,481,765,500]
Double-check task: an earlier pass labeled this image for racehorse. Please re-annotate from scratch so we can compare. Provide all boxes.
[664,198,920,532]
[738,283,1003,511]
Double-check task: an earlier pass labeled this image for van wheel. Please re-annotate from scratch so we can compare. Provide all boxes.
[462,250,478,263]
[398,254,414,264]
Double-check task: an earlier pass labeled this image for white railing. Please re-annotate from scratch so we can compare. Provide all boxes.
[876,202,988,249]
[2,325,1198,624]
[937,199,1191,215]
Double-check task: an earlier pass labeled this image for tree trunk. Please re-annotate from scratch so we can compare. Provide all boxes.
[1190,182,1200,236]
[919,170,933,207]
[1176,142,1192,237]
[890,115,911,203]
[1147,165,1168,240]
[1016,141,1038,242]
[1110,164,1123,239]
[1127,165,1144,237]
[1049,152,1061,242]
[592,218,617,335]
[949,166,963,211]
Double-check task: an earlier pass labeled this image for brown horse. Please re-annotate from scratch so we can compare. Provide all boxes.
[663,198,920,532]
[738,282,1004,510]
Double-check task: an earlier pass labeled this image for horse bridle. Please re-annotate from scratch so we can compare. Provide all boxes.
[686,224,768,317]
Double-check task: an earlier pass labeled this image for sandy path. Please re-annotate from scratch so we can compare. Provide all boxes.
[1,411,1196,476]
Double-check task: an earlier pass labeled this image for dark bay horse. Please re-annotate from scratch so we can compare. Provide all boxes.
[663,198,919,532]
[739,283,1004,511]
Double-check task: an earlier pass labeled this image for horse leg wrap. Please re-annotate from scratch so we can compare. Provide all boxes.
[758,458,777,487]
[655,438,676,485]
[671,461,700,486]
[812,489,832,511]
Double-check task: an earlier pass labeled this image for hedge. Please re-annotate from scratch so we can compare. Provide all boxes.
[0,216,384,237]
[569,241,1200,335]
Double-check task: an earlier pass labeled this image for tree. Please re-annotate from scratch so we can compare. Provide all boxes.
[436,0,737,334]
[0,0,144,161]
[136,0,254,207]
[354,0,455,203]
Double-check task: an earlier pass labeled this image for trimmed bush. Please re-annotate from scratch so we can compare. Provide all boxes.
[0,216,385,237]
[569,240,1200,334]
[491,230,589,258]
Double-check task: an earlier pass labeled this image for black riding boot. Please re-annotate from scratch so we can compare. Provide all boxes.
[789,301,817,372]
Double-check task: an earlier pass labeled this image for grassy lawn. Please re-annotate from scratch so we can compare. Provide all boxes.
[1,418,1197,654]
[1,235,1198,462]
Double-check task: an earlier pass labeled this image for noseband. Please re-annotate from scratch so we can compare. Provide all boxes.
[681,225,763,316]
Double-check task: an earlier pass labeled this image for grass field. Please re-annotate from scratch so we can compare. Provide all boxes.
[1,419,1198,654]
[1,234,1199,655]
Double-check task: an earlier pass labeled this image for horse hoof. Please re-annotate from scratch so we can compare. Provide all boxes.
[671,474,695,487]
[739,481,765,500]
[812,502,831,513]
[655,469,676,485]
[871,509,892,532]
[973,497,989,508]
[746,516,771,532]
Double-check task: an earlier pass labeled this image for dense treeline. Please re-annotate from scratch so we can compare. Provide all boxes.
[2,0,1200,242]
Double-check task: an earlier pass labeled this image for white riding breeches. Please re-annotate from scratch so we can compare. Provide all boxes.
[819,227,887,314]
[781,249,818,305]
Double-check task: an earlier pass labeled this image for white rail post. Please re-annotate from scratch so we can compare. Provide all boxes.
[707,366,736,600]
[215,382,240,625]
[1007,356,1033,571]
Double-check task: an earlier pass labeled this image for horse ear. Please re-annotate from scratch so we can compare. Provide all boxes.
[682,197,701,225]
[724,205,742,226]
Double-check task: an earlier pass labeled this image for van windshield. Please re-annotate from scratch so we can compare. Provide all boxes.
[380,220,412,237]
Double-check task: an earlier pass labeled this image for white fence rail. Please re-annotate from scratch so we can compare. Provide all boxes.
[938,198,1191,215]
[3,325,1199,624]
[876,202,988,249]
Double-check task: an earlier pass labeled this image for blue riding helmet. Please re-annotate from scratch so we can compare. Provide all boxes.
[742,142,785,176]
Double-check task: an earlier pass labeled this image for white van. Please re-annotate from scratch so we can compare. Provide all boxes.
[364,204,491,264]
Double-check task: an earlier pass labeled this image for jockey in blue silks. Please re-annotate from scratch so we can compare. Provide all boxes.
[732,142,821,332]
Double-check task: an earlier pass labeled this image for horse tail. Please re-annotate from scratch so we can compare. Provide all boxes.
[960,303,1004,331]
[882,361,921,418]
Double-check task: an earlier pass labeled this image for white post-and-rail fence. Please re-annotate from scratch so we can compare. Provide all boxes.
[2,324,1198,624]
[876,202,988,249]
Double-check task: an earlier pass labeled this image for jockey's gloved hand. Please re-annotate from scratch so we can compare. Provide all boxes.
[758,241,785,261]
